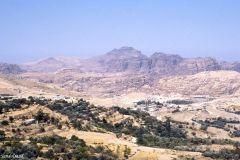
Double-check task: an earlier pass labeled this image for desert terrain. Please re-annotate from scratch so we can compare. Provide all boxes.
[0,48,240,159]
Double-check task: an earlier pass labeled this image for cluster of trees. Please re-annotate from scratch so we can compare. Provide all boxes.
[166,99,193,105]
[137,134,238,151]
[33,110,64,130]
[0,97,49,114]
[232,130,240,137]
[29,97,240,153]
[203,147,240,160]
[0,135,117,160]
[0,99,25,113]
[197,117,240,133]
[29,135,117,159]
[111,107,186,138]
[136,100,163,106]
[46,99,187,140]
[0,137,40,159]
[46,100,188,149]
[2,97,240,159]
[225,108,240,116]
[34,110,50,123]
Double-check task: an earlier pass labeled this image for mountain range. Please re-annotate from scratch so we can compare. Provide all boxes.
[1,46,240,77]
[20,47,240,76]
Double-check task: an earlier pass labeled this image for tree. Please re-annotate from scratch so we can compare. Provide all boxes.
[44,149,54,158]
[70,135,79,141]
[123,146,131,158]
[9,116,14,123]
[234,143,240,158]
[28,96,34,104]
[73,146,89,159]
[165,118,171,137]
[0,106,3,114]
[57,124,62,130]
[0,130,5,141]
[1,120,9,125]
[72,120,82,130]
[102,118,107,124]
[17,128,21,134]
[137,135,144,145]
[40,127,45,133]
[34,110,49,122]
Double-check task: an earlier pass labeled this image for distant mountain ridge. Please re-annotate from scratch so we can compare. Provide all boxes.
[0,63,25,74]
[20,47,240,76]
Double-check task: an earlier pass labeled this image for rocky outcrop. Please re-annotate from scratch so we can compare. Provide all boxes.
[149,52,183,75]
[148,53,220,76]
[176,57,220,75]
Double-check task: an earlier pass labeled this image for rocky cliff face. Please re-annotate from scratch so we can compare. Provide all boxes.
[148,53,220,76]
[176,57,220,75]
[0,63,25,74]
[21,47,240,77]
[149,52,183,75]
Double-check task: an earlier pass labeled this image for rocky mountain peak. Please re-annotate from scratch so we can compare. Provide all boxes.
[106,46,145,59]
[39,57,59,64]
[21,57,66,72]
[92,47,148,72]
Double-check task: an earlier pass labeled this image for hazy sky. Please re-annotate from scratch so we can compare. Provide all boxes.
[1,0,240,63]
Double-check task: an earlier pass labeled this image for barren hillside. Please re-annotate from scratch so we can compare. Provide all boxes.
[156,71,240,96]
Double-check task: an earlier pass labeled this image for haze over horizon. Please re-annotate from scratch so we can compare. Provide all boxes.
[1,0,240,63]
